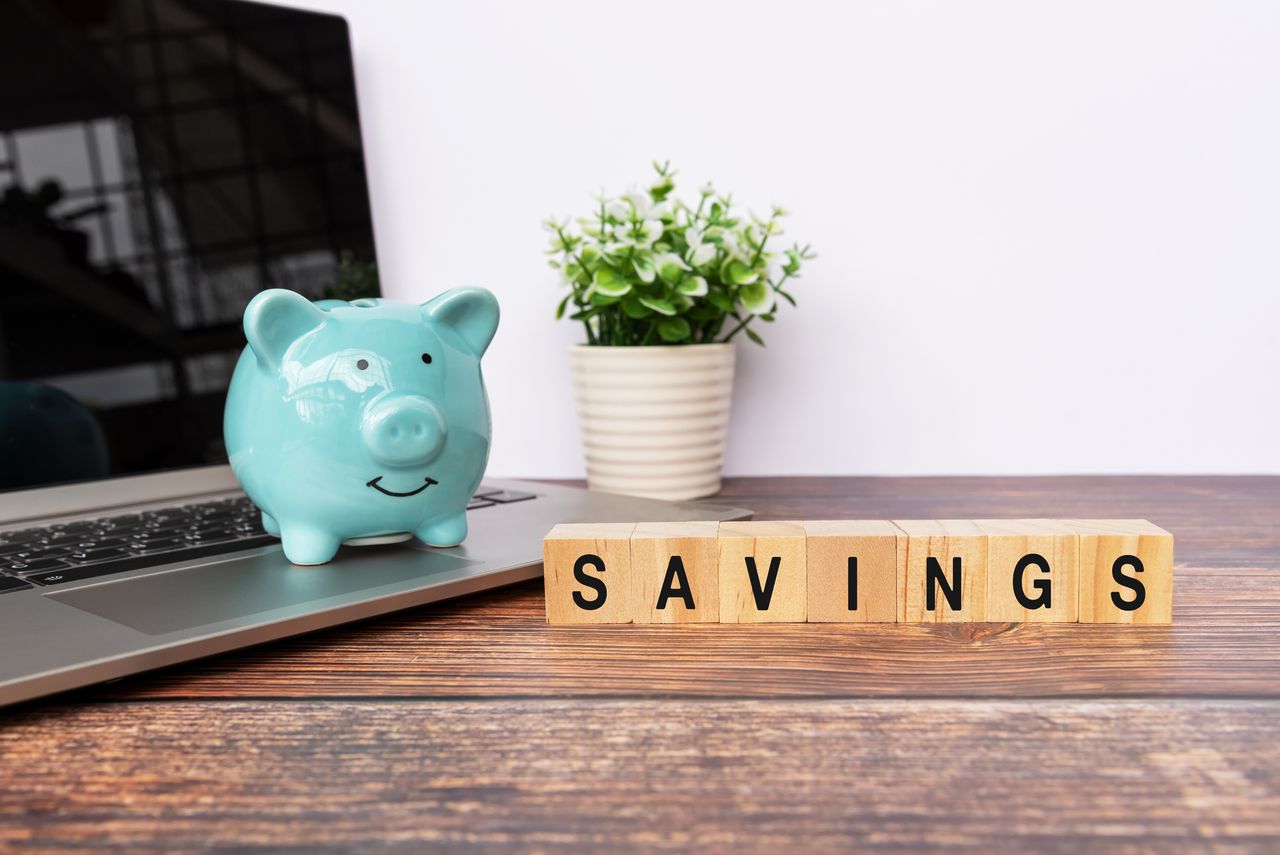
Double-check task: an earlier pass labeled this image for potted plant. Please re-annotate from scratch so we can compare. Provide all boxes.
[545,162,815,500]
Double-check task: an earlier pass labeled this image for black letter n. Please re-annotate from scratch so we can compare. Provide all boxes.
[926,556,963,611]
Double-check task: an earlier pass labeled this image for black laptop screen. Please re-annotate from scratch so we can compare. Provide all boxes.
[0,0,379,491]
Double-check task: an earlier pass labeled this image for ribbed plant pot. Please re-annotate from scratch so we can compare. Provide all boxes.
[569,343,736,501]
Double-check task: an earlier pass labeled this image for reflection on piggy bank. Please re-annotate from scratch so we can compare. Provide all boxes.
[223,288,499,565]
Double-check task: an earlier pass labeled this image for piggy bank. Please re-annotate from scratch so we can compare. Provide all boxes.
[223,287,499,565]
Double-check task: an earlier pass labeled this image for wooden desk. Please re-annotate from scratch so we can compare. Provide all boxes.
[3,476,1279,851]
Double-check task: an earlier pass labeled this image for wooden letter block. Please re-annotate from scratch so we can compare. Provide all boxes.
[718,521,807,623]
[630,521,720,623]
[893,520,988,622]
[542,523,636,624]
[1063,520,1173,624]
[976,519,1079,623]
[804,520,902,622]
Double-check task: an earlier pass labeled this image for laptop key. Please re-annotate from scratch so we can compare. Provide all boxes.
[28,535,280,586]
[68,547,131,564]
[7,558,70,574]
[481,489,537,504]
[0,576,32,594]
[466,498,496,510]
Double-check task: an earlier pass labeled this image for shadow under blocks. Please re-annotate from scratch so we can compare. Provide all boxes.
[542,519,1173,625]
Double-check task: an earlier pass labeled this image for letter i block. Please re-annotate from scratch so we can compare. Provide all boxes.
[718,521,807,622]
[1063,520,1173,624]
[893,520,988,622]
[630,521,720,623]
[804,520,902,622]
[542,523,636,624]
[976,519,1079,623]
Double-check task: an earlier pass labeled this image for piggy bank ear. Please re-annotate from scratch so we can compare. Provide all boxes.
[421,288,500,357]
[244,289,327,370]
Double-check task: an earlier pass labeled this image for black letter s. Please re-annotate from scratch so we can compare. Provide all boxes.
[1111,555,1146,611]
[572,553,607,610]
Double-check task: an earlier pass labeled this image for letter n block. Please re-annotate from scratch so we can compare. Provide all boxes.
[976,519,1079,622]
[718,521,807,622]
[542,523,636,624]
[804,520,902,622]
[893,520,988,622]
[1064,520,1173,624]
[630,521,720,623]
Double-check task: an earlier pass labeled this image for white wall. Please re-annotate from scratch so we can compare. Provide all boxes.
[282,0,1280,477]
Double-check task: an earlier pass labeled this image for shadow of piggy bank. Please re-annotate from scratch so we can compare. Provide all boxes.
[224,288,499,565]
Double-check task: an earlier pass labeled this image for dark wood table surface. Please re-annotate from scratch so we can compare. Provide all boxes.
[3,476,1279,852]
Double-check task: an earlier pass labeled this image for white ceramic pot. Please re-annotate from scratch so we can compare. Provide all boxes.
[569,343,736,501]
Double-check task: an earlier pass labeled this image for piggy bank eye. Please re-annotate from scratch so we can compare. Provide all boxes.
[356,359,369,370]
[421,353,432,365]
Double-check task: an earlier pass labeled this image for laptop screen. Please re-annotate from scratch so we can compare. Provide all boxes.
[0,0,378,491]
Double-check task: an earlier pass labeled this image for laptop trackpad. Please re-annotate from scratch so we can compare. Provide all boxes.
[48,549,483,636]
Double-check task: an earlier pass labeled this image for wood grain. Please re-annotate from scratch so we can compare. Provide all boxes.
[6,476,1280,851]
[2,699,1278,853]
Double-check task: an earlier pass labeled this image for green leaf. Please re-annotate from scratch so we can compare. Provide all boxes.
[738,281,775,314]
[632,254,656,284]
[688,304,722,321]
[592,266,631,297]
[638,296,677,316]
[745,327,765,346]
[706,291,734,312]
[677,275,708,296]
[555,294,572,320]
[621,294,652,319]
[726,259,759,286]
[589,291,622,306]
[658,317,692,342]
[777,288,797,308]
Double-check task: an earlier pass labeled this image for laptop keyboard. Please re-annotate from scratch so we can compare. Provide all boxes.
[0,486,536,593]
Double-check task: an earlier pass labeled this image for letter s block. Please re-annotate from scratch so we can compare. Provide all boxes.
[1063,520,1173,624]
[543,523,636,624]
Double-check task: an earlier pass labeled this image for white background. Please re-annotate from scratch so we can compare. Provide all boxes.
[280,0,1280,478]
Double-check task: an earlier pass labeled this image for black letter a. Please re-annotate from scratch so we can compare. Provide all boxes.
[656,556,696,610]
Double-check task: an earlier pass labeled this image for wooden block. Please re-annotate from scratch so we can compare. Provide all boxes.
[976,519,1079,623]
[542,523,636,624]
[804,520,902,622]
[717,521,807,623]
[1062,519,1173,624]
[630,521,720,623]
[893,520,988,622]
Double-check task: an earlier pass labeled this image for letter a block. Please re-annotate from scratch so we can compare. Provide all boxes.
[718,521,807,622]
[804,520,902,622]
[630,521,720,623]
[543,523,636,624]
[894,520,988,622]
[976,519,1079,622]
[1064,520,1173,624]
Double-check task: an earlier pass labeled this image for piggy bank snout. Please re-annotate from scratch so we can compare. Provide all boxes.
[362,395,447,467]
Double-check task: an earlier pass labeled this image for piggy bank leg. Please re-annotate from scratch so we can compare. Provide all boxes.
[416,512,468,548]
[278,523,342,565]
[260,511,281,536]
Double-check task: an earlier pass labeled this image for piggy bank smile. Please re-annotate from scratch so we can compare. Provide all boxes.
[366,475,438,498]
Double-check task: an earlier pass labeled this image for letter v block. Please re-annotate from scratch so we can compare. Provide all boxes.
[542,523,636,624]
[718,521,807,623]
[630,521,720,623]
[976,519,1079,622]
[894,520,988,622]
[1063,520,1173,624]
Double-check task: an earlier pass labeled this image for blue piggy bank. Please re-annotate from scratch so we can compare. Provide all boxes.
[223,288,499,565]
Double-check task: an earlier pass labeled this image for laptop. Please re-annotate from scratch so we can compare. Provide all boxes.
[0,0,748,707]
